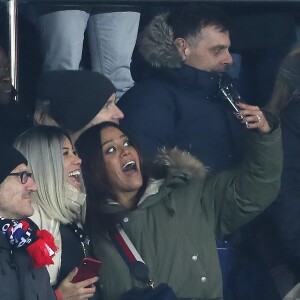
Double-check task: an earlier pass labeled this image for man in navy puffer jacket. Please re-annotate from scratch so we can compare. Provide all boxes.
[118,4,246,173]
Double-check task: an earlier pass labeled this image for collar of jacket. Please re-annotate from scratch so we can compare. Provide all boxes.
[158,64,222,98]
[102,148,208,215]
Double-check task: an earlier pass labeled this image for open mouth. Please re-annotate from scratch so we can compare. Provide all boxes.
[122,161,137,173]
[68,170,81,179]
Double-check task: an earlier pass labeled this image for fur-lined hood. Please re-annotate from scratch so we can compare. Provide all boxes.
[137,148,208,210]
[102,148,207,215]
[138,13,183,69]
[151,148,207,182]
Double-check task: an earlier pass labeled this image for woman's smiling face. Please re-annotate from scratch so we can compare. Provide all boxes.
[101,126,143,208]
[63,137,82,191]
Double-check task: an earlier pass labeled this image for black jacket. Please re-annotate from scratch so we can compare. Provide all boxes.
[0,233,56,300]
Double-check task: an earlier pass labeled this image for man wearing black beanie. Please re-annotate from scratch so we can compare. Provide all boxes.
[0,144,57,300]
[34,70,124,141]
[0,144,35,219]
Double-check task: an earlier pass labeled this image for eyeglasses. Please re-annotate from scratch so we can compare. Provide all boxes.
[8,171,32,184]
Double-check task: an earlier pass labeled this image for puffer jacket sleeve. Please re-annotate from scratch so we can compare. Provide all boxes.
[202,126,283,238]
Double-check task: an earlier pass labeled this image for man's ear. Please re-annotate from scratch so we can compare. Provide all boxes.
[174,38,190,61]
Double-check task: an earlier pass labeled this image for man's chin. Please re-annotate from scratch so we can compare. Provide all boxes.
[25,208,35,218]
[214,66,228,73]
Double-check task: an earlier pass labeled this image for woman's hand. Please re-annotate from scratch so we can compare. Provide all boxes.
[56,268,99,300]
[236,103,271,133]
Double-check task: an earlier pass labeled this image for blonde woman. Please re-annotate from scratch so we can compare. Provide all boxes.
[15,126,98,300]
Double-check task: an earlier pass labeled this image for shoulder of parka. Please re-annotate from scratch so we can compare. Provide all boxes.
[138,13,183,69]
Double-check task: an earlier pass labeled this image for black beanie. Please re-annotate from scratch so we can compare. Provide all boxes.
[36,70,116,132]
[0,145,28,184]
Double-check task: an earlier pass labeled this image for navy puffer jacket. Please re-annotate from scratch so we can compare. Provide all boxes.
[119,64,245,172]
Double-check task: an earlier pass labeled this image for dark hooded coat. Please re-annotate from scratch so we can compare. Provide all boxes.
[118,14,245,173]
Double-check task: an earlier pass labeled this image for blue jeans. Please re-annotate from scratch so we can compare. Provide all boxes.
[38,10,140,100]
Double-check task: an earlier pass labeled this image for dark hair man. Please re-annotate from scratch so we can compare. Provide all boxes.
[118,4,246,173]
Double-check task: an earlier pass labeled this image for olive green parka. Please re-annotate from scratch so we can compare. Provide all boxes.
[92,127,282,300]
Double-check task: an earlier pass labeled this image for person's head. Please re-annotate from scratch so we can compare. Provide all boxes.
[0,46,16,105]
[267,46,300,115]
[34,70,124,140]
[14,126,84,224]
[139,4,232,72]
[0,145,37,219]
[76,122,145,224]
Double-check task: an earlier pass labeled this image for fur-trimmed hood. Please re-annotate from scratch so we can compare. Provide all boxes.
[138,148,208,208]
[102,148,208,214]
[138,13,183,69]
[151,147,207,182]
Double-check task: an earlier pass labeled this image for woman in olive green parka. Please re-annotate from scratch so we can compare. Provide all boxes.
[76,103,282,300]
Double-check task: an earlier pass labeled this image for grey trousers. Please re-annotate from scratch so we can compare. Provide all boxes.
[38,10,140,100]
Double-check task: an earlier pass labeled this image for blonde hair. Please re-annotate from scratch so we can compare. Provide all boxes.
[14,126,78,224]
